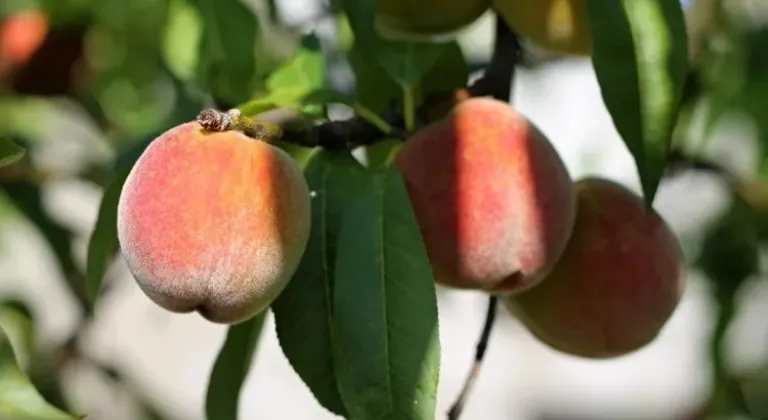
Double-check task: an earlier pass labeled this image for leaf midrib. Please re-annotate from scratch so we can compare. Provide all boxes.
[376,173,394,414]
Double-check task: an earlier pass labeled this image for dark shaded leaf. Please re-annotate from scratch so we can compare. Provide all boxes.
[0,139,25,167]
[272,150,369,417]
[348,43,401,115]
[340,0,447,87]
[85,163,133,303]
[205,311,267,420]
[697,196,761,297]
[420,41,469,98]
[193,0,259,106]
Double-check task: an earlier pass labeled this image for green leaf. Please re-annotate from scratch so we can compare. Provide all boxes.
[332,167,440,419]
[347,40,467,119]
[586,0,689,207]
[272,150,370,417]
[162,0,204,82]
[340,0,447,87]
[86,163,134,303]
[364,138,402,170]
[193,0,259,106]
[0,139,25,168]
[0,300,35,373]
[696,196,761,297]
[239,34,326,116]
[348,43,401,114]
[205,311,267,420]
[0,323,80,420]
[420,41,469,97]
[265,35,325,99]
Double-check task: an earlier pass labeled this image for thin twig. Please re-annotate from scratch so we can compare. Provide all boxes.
[447,296,499,420]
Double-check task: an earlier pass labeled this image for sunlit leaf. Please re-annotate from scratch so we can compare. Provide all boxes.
[238,34,326,117]
[586,0,689,207]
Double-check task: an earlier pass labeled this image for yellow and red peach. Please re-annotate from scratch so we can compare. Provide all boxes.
[117,121,311,325]
[506,177,685,358]
[395,97,576,293]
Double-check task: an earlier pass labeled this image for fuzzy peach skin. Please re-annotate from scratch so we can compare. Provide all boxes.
[117,121,311,325]
[505,177,685,358]
[394,97,576,293]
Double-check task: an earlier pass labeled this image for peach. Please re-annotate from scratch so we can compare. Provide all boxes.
[0,10,48,76]
[394,97,576,293]
[117,121,311,324]
[375,0,491,42]
[505,177,685,358]
[492,0,591,56]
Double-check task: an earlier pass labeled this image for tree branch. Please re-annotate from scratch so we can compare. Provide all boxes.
[447,296,499,420]
[199,14,522,150]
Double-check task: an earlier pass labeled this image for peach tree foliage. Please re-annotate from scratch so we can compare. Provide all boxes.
[0,0,765,419]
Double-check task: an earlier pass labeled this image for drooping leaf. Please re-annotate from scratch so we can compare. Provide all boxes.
[85,163,133,303]
[193,0,259,106]
[0,139,25,167]
[586,0,689,207]
[205,311,267,420]
[0,321,81,420]
[272,150,370,417]
[332,167,440,419]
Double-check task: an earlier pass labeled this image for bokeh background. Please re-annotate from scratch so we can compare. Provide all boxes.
[0,0,767,419]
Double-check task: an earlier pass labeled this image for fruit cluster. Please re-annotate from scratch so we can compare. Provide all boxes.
[117,96,685,360]
[375,0,592,55]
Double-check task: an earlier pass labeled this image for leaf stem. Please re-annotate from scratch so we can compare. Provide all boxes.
[447,296,498,420]
[402,84,417,132]
[352,102,397,136]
